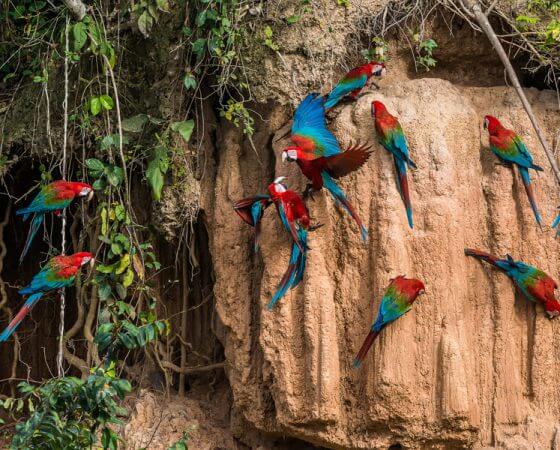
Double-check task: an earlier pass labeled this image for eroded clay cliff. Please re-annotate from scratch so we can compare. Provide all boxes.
[200,75,560,449]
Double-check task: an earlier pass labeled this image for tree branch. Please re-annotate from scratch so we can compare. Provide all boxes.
[160,360,225,375]
[459,0,560,185]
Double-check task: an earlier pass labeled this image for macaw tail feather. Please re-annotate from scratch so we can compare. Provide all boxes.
[292,230,307,287]
[352,329,380,368]
[394,156,413,229]
[519,167,542,226]
[464,248,503,267]
[267,240,305,310]
[19,214,44,265]
[322,172,368,241]
[0,293,43,342]
[552,214,560,237]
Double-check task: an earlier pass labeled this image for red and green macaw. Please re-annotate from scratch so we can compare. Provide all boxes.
[233,177,321,309]
[353,276,425,368]
[282,93,371,241]
[483,115,543,226]
[371,100,416,228]
[17,181,94,264]
[0,252,94,342]
[465,248,560,318]
[324,61,386,110]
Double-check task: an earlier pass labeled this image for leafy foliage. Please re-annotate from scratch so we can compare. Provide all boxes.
[6,365,130,450]
[413,35,438,71]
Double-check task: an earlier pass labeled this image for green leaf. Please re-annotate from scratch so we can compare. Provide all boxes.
[121,114,148,132]
[183,74,197,90]
[146,158,164,201]
[85,158,105,171]
[196,10,207,27]
[122,268,134,288]
[192,38,206,57]
[264,25,273,38]
[286,15,300,24]
[92,178,106,191]
[170,120,194,143]
[72,22,87,51]
[99,95,114,110]
[115,283,127,300]
[156,0,170,11]
[98,283,112,301]
[97,263,116,274]
[138,10,153,37]
[90,97,102,116]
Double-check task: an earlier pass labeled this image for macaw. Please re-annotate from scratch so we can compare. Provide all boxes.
[267,177,321,309]
[353,276,425,368]
[233,195,272,251]
[233,177,320,309]
[282,93,371,241]
[371,100,416,229]
[483,115,543,226]
[0,252,94,342]
[324,61,386,110]
[17,181,94,264]
[465,248,560,318]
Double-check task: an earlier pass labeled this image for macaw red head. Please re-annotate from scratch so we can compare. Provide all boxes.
[268,176,289,197]
[281,146,315,163]
[66,181,94,201]
[71,251,95,268]
[370,100,388,118]
[392,275,426,300]
[367,62,386,77]
[483,115,503,135]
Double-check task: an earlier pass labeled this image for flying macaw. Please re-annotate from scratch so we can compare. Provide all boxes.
[483,115,543,226]
[233,177,320,309]
[371,100,416,229]
[17,181,94,264]
[282,93,371,241]
[353,275,425,368]
[324,61,386,110]
[465,248,560,318]
[0,252,94,342]
[233,195,272,251]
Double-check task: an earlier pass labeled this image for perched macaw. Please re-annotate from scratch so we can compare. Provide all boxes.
[233,177,320,309]
[266,178,309,311]
[353,276,425,368]
[324,61,386,110]
[0,252,94,342]
[465,248,560,318]
[483,115,543,226]
[371,100,416,228]
[282,93,371,241]
[233,195,272,251]
[17,181,94,264]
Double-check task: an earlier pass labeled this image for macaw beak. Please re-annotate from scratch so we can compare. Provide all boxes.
[418,289,425,296]
[483,120,488,130]
[86,190,94,201]
[374,66,386,77]
[89,257,95,269]
[281,151,288,162]
[274,176,287,184]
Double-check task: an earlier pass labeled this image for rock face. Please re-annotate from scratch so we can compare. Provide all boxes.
[201,78,560,448]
